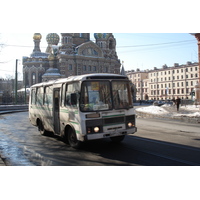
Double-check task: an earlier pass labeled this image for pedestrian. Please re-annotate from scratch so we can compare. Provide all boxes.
[175,97,181,111]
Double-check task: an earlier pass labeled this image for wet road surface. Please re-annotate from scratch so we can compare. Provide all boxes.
[0,112,200,166]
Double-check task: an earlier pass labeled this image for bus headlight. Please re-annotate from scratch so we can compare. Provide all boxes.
[128,122,133,127]
[94,127,100,133]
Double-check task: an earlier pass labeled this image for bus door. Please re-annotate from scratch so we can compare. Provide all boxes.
[53,88,60,134]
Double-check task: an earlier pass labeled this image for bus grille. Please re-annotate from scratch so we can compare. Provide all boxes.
[104,116,125,125]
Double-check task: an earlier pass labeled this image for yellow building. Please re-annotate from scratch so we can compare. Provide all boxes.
[127,62,199,101]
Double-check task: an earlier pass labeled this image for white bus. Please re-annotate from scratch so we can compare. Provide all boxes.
[29,73,137,148]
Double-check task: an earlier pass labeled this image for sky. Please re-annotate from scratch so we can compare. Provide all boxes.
[0,33,198,80]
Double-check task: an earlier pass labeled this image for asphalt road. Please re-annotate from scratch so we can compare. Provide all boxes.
[0,112,200,166]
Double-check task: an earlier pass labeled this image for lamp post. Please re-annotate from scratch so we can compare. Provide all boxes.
[15,59,18,104]
[191,33,200,106]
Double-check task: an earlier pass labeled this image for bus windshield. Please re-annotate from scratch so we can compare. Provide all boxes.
[80,80,132,112]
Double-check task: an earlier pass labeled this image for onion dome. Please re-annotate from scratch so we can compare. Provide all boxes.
[46,33,60,45]
[48,53,55,61]
[94,33,111,39]
[33,33,42,40]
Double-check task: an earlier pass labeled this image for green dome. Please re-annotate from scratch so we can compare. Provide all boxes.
[94,33,111,39]
[46,33,60,45]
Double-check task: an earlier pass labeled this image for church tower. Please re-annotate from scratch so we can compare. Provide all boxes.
[60,33,74,54]
[32,33,42,53]
[72,33,90,46]
[94,33,118,59]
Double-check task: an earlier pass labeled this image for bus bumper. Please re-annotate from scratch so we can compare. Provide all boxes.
[85,127,137,141]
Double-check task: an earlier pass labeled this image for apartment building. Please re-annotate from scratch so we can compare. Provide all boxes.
[127,62,199,101]
[127,68,149,100]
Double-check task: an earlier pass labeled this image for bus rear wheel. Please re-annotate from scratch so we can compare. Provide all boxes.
[68,128,81,149]
[38,120,48,136]
[110,135,125,143]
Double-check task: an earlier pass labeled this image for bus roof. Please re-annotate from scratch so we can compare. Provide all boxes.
[30,73,128,88]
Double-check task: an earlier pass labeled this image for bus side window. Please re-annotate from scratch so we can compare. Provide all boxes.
[31,89,36,105]
[36,87,44,106]
[61,83,66,107]
[44,86,53,106]
[65,82,79,107]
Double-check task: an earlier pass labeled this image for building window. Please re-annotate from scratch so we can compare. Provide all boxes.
[32,72,36,85]
[68,64,72,70]
[88,66,91,71]
[109,40,113,49]
[83,65,87,71]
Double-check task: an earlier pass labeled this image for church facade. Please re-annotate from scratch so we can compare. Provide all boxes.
[22,33,121,87]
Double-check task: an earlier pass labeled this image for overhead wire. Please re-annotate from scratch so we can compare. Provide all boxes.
[1,39,196,49]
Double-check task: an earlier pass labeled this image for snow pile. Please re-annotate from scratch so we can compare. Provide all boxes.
[136,104,200,118]
[180,105,199,111]
[174,112,200,118]
[136,105,168,115]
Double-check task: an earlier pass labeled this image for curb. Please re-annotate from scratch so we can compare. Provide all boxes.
[0,155,6,166]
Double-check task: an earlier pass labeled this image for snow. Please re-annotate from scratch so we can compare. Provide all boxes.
[135,104,200,118]
[136,105,168,114]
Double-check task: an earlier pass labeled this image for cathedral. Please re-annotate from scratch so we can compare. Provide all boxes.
[22,33,121,87]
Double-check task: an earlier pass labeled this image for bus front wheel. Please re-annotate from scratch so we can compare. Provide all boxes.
[68,128,81,149]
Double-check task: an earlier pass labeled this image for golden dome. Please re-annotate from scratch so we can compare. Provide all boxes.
[48,53,55,61]
[33,33,42,40]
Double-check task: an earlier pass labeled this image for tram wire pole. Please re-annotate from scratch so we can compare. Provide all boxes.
[15,59,18,104]
[25,76,26,104]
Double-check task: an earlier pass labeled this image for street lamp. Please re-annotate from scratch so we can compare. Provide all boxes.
[190,33,200,107]
[15,59,18,104]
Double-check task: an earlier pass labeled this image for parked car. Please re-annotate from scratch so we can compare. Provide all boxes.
[153,101,165,106]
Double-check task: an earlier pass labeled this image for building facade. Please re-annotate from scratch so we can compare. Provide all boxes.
[127,62,199,101]
[22,33,121,87]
